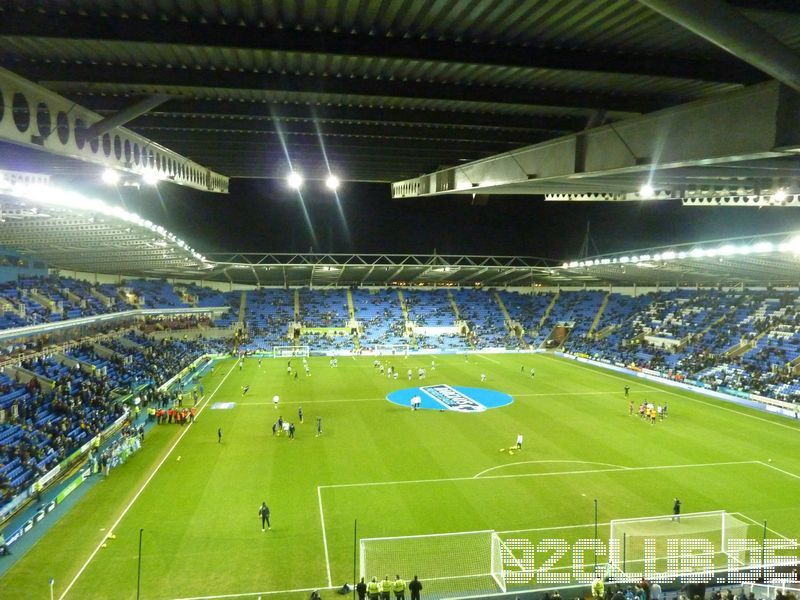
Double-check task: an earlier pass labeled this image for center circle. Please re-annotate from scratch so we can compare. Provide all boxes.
[387,385,513,413]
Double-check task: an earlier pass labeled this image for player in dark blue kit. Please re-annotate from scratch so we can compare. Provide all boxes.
[241,385,250,397]
[298,406,304,423]
[259,501,271,531]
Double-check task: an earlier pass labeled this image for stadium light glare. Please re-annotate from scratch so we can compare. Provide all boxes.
[773,189,788,203]
[287,172,303,189]
[325,175,340,190]
[662,251,676,260]
[101,169,120,185]
[142,170,161,186]
[639,183,655,198]
[753,241,774,253]
[784,236,800,254]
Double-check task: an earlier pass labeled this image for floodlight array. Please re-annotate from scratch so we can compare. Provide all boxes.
[562,236,800,269]
[0,180,210,266]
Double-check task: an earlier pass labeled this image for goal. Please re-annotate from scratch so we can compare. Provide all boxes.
[272,345,310,358]
[372,343,410,356]
[609,511,751,577]
[360,530,512,599]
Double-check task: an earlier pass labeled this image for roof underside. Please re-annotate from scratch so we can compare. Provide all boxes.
[1,1,798,183]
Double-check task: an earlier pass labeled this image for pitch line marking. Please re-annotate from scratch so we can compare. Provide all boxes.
[473,460,630,479]
[317,486,333,588]
[733,511,791,541]
[58,359,239,600]
[477,354,502,365]
[171,585,337,600]
[542,355,800,433]
[756,460,800,482]
[498,521,611,534]
[239,390,620,408]
[319,460,759,491]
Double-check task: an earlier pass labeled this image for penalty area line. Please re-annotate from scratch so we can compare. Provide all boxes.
[58,359,239,600]
[319,460,759,491]
[317,486,333,588]
[171,584,339,600]
[473,460,630,479]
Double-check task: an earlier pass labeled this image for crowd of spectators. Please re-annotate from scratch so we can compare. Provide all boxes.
[0,331,223,511]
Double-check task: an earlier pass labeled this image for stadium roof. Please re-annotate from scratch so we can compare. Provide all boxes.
[2,0,800,188]
[2,179,799,287]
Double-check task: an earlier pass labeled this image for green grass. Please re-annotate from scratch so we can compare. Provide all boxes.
[2,353,800,600]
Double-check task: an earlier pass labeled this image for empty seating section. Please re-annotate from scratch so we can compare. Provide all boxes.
[299,289,348,327]
[352,289,405,348]
[241,289,295,350]
[125,279,189,309]
[404,290,455,327]
[452,289,518,349]
[498,291,554,347]
[404,290,468,351]
[542,290,606,341]
[97,283,134,310]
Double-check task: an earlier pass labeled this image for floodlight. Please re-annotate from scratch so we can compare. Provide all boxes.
[142,170,160,186]
[773,189,788,203]
[101,169,120,185]
[287,172,303,189]
[639,183,655,198]
[325,174,340,190]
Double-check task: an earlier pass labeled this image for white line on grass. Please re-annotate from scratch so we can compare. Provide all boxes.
[733,511,791,540]
[240,391,620,408]
[171,585,338,600]
[319,460,759,490]
[541,355,800,433]
[756,460,800,482]
[497,520,611,534]
[317,486,333,588]
[477,354,502,365]
[58,359,239,600]
[473,460,630,479]
[242,397,382,406]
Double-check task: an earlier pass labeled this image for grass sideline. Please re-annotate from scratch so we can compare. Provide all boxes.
[1,353,799,599]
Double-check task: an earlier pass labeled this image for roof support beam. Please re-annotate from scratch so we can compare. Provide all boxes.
[640,0,800,94]
[14,63,669,114]
[391,80,800,198]
[0,12,763,85]
[79,97,586,134]
[0,66,228,193]
[86,94,171,139]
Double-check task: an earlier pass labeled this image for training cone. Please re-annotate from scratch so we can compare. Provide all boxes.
[102,543,107,548]
[509,451,514,456]
[499,448,505,452]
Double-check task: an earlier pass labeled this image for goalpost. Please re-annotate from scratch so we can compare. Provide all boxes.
[372,343,410,356]
[360,530,512,599]
[609,511,751,576]
[272,345,310,358]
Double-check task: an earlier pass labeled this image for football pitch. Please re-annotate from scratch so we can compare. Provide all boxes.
[2,353,800,600]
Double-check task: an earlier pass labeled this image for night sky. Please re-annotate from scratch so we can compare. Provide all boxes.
[107,178,800,263]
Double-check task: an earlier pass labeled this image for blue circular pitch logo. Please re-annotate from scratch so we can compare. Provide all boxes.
[387,384,513,413]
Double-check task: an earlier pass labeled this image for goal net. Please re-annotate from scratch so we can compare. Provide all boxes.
[609,511,751,578]
[372,343,409,356]
[272,345,310,358]
[360,530,511,599]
